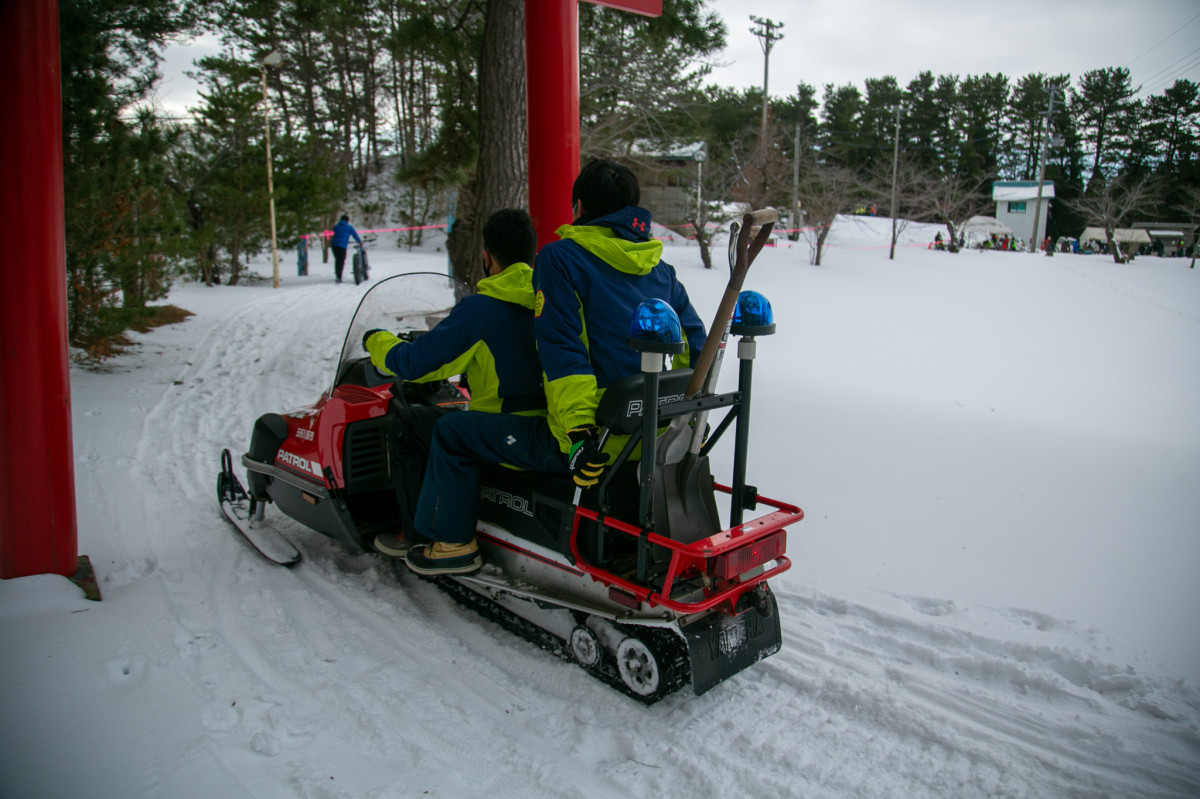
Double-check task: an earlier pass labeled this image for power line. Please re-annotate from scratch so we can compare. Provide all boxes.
[1124,11,1200,67]
[1138,49,1200,97]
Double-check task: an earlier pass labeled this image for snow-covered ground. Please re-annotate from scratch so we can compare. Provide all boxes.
[2,215,1198,798]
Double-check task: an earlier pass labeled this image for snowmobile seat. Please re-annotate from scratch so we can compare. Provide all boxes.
[593,368,694,435]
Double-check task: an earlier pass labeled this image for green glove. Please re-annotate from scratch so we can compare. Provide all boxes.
[364,330,401,376]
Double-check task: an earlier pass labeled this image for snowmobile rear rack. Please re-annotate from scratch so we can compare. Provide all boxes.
[567,491,798,614]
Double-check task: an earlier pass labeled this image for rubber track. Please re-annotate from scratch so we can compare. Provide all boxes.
[424,571,692,704]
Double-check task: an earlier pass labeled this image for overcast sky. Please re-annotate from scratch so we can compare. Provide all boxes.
[706,0,1200,102]
[151,0,1200,118]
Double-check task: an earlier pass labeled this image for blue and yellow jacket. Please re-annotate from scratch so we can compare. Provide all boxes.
[533,207,706,452]
[366,263,545,415]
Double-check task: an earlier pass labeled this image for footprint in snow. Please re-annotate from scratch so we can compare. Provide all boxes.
[105,655,148,685]
[202,701,242,732]
[104,558,156,586]
[901,596,957,617]
[251,732,281,756]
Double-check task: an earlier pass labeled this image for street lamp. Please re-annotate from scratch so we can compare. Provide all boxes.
[260,50,284,288]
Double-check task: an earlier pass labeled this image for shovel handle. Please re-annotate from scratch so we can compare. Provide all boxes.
[744,208,778,226]
[684,208,776,398]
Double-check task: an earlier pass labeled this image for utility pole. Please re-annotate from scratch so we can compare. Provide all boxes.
[791,120,800,239]
[750,15,783,199]
[889,103,901,260]
[1029,84,1058,255]
[259,50,284,288]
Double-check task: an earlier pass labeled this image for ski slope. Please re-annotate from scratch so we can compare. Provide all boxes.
[2,217,1198,798]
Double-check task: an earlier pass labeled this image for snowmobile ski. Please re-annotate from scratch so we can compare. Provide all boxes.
[217,449,301,566]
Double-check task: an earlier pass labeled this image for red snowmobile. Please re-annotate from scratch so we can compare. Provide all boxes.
[217,210,803,702]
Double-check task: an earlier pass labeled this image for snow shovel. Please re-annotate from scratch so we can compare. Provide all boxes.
[655,208,778,540]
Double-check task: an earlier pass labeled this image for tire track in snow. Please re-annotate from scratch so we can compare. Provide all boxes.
[102,268,1199,799]
[129,278,634,797]
[120,281,382,794]
[1048,258,1200,325]
[753,589,1200,797]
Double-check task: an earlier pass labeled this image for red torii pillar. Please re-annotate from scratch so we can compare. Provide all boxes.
[524,0,661,249]
[0,0,78,579]
[0,0,663,580]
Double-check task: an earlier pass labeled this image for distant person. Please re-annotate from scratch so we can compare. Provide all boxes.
[330,215,362,284]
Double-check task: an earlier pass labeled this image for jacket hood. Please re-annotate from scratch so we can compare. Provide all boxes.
[477,262,536,309]
[554,206,663,276]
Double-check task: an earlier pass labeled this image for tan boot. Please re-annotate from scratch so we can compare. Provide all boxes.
[404,539,482,575]
[372,533,409,558]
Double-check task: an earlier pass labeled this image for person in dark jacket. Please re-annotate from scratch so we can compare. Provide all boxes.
[532,159,707,489]
[363,208,565,574]
[330,215,362,283]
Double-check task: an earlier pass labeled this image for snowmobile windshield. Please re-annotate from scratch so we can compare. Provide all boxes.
[334,272,468,391]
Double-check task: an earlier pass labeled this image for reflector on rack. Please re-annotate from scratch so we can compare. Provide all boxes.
[710,531,786,581]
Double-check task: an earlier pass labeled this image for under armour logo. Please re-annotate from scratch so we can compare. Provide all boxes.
[631,218,646,233]
[505,435,516,445]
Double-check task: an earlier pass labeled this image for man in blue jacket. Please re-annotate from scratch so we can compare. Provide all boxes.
[533,159,707,488]
[364,209,565,574]
[330,214,362,283]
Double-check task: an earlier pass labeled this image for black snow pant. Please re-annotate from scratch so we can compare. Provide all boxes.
[332,245,347,282]
[389,404,454,541]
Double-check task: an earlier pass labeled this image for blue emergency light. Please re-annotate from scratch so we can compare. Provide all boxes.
[730,290,776,336]
[628,299,685,354]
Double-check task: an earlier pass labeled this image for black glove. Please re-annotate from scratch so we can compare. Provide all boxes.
[566,426,609,488]
[362,328,386,351]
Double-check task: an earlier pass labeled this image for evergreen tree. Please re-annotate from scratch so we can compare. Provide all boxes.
[1143,79,1200,215]
[957,73,1010,183]
[860,76,903,174]
[1073,67,1139,185]
[820,83,865,170]
[578,0,725,156]
[903,71,943,172]
[59,0,198,345]
[930,75,962,175]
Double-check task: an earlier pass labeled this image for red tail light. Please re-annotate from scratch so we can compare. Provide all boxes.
[710,532,785,581]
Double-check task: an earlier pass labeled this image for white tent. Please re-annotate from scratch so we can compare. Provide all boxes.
[1079,227,1152,245]
[960,215,1015,244]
